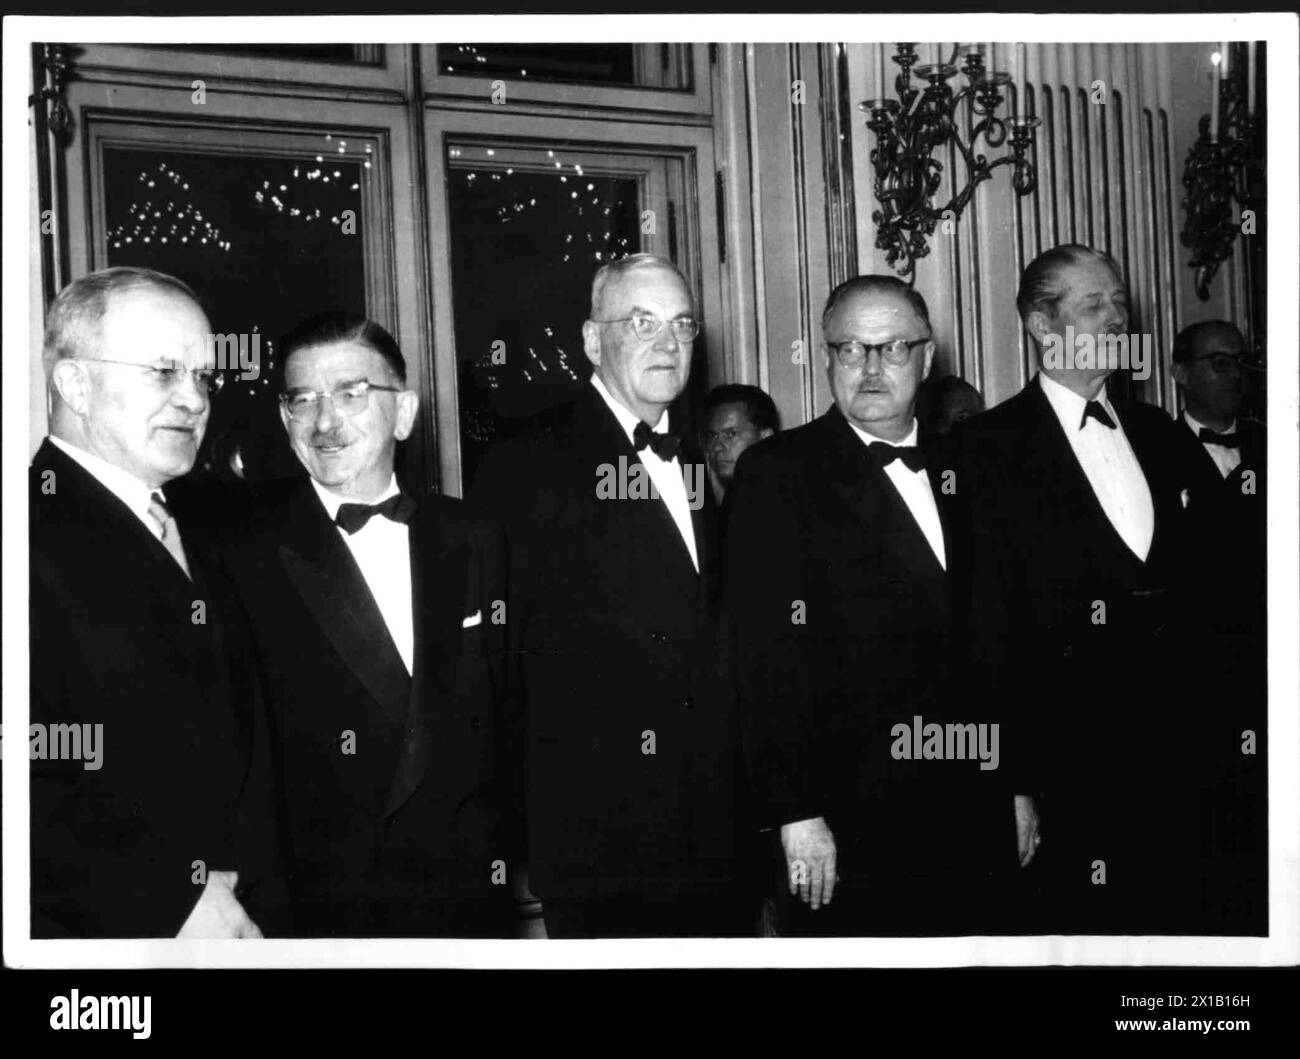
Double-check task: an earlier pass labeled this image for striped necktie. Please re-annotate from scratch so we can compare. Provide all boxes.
[148,492,191,579]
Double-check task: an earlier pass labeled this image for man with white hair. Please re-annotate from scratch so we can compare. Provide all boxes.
[471,253,744,937]
[30,267,281,937]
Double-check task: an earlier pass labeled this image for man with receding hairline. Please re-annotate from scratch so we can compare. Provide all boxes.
[471,253,744,937]
[30,266,281,937]
[952,244,1212,933]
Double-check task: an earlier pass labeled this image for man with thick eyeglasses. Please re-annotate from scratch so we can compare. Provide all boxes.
[724,273,1012,937]
[30,266,281,938]
[470,253,745,938]
[218,313,515,937]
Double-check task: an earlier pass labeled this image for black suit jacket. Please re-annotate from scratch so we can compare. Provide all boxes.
[469,385,739,904]
[948,379,1207,867]
[28,439,282,937]
[724,408,1015,901]
[220,477,514,936]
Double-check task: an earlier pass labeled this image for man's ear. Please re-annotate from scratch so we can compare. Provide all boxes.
[50,359,91,417]
[1171,361,1189,388]
[278,400,293,434]
[921,341,936,381]
[394,389,419,442]
[759,427,775,440]
[1026,310,1053,349]
[582,320,602,368]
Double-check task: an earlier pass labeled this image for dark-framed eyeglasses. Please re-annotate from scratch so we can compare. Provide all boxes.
[75,357,225,395]
[279,380,403,422]
[827,338,930,369]
[592,310,700,343]
[1186,352,1257,375]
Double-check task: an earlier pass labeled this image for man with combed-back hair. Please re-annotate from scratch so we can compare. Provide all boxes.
[948,244,1219,934]
[30,266,283,937]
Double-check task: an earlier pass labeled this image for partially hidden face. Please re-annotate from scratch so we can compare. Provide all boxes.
[822,289,934,441]
[1035,257,1130,388]
[281,340,418,500]
[705,402,767,486]
[583,265,695,420]
[80,286,215,488]
[1177,327,1248,423]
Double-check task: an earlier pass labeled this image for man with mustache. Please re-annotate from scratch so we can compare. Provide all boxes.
[951,244,1209,933]
[725,275,1016,936]
[220,314,514,936]
[470,253,744,937]
[30,267,279,937]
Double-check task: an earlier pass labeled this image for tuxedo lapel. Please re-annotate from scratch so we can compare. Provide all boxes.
[822,410,949,611]
[275,485,409,725]
[384,506,469,817]
[580,387,700,582]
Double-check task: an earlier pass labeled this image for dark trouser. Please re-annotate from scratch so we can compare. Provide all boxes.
[540,891,754,938]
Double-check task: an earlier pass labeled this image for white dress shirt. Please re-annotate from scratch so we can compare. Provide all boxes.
[311,474,415,675]
[47,435,166,544]
[591,374,699,572]
[846,417,947,570]
[1183,410,1242,479]
[1038,372,1155,561]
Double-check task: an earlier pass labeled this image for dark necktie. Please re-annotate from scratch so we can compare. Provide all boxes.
[1198,427,1242,448]
[1080,400,1117,430]
[335,494,417,535]
[633,420,682,461]
[867,441,926,473]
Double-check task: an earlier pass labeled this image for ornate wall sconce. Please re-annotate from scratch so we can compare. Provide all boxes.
[1180,42,1260,301]
[861,42,1039,281]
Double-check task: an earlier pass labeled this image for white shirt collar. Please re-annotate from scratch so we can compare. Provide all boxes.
[1038,370,1115,431]
[846,416,920,450]
[1183,410,1237,438]
[309,473,401,522]
[47,434,158,521]
[590,373,670,445]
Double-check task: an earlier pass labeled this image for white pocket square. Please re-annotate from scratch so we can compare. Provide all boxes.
[462,610,483,628]
[1180,488,1190,509]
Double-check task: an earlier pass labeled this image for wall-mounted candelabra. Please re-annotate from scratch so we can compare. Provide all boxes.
[861,42,1039,281]
[1181,41,1260,302]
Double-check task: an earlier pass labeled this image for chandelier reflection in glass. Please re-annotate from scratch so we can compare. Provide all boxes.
[1180,42,1260,302]
[861,42,1040,281]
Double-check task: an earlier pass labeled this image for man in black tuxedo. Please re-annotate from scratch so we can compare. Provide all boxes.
[470,254,743,938]
[724,276,1019,937]
[30,267,280,938]
[1170,320,1267,932]
[953,244,1211,934]
[221,315,514,937]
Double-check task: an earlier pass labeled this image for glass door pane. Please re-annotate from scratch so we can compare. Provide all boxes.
[444,141,687,486]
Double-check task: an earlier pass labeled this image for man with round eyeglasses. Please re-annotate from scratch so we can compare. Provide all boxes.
[218,312,516,937]
[470,253,745,938]
[30,266,281,938]
[725,274,1013,937]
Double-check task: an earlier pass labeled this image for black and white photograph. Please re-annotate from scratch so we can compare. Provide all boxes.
[3,10,1298,1021]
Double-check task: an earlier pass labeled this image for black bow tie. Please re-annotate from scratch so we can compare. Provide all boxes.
[633,420,682,461]
[867,441,926,473]
[1198,427,1241,448]
[1080,400,1117,430]
[335,494,416,535]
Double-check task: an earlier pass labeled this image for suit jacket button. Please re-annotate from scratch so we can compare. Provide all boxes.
[651,630,668,644]
[681,696,694,710]
[1062,645,1073,658]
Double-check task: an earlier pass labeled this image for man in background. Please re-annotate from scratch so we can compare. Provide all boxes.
[702,383,779,505]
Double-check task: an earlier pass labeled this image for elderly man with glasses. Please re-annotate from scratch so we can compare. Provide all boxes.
[217,313,515,937]
[723,274,1015,937]
[30,266,282,937]
[470,253,746,938]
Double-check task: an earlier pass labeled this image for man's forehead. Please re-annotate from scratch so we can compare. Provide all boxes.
[1196,326,1246,354]
[709,402,752,426]
[605,267,692,310]
[825,291,925,335]
[284,341,388,383]
[1060,261,1125,298]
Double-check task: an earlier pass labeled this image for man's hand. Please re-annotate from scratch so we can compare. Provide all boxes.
[1014,794,1041,867]
[781,816,836,910]
[176,870,264,939]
